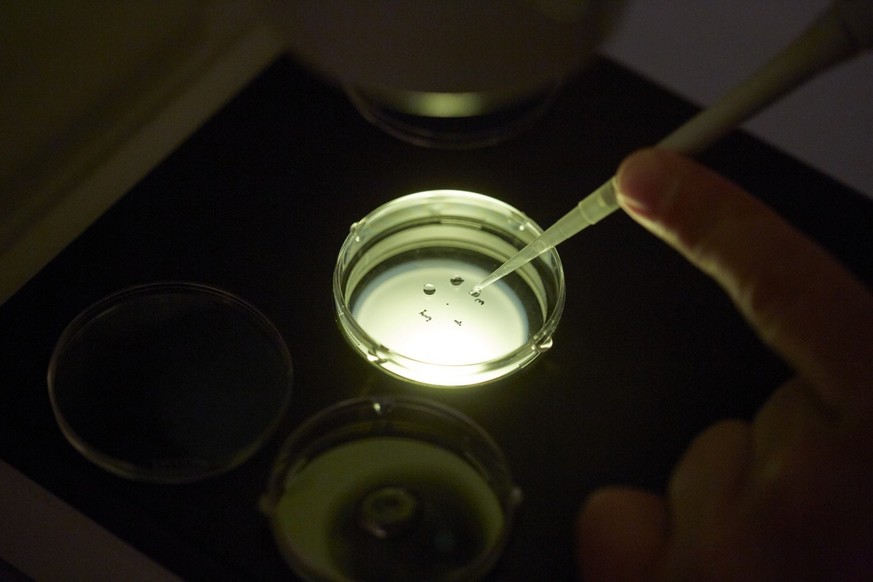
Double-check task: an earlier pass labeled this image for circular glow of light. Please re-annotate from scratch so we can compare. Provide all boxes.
[352,259,528,368]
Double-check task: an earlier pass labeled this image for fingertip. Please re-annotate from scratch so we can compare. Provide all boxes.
[577,487,668,581]
[615,148,681,220]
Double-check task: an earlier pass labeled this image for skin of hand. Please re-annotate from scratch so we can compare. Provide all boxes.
[576,148,873,581]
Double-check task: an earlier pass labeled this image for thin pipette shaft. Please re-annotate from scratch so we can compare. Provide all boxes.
[472,179,617,293]
[471,0,871,295]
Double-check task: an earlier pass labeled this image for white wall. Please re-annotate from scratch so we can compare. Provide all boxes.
[601,0,873,198]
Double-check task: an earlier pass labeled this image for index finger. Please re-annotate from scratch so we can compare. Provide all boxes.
[614,148,873,414]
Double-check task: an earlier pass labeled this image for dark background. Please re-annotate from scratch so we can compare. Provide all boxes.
[1,55,870,580]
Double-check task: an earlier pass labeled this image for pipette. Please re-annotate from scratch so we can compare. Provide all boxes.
[471,0,873,295]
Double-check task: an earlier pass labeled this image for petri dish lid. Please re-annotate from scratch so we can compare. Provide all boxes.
[47,282,293,483]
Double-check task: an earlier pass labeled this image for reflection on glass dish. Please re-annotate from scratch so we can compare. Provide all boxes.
[333,190,565,387]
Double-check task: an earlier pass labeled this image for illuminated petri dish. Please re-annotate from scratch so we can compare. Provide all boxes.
[261,396,521,582]
[333,190,565,387]
[47,283,293,483]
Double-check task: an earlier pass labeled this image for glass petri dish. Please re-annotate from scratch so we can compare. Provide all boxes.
[344,85,559,149]
[333,190,565,387]
[261,396,521,582]
[47,283,293,483]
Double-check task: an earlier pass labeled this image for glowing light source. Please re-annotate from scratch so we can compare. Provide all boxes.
[400,91,487,117]
[352,259,527,367]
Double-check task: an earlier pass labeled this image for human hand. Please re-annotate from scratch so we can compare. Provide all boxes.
[577,148,873,581]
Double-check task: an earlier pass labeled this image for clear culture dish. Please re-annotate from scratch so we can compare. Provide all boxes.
[333,190,565,387]
[261,396,522,581]
[47,282,293,483]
